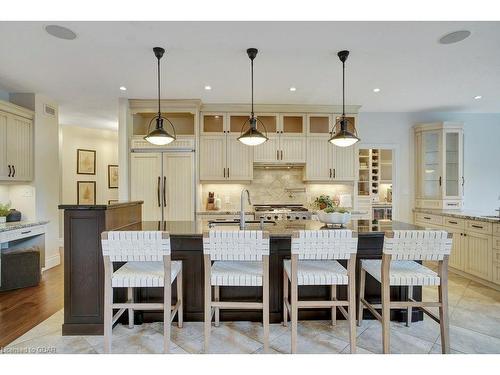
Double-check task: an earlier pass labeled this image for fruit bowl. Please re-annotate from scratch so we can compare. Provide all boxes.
[317,210,352,226]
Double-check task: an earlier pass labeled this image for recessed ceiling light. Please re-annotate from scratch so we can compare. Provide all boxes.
[119,86,127,91]
[289,87,297,92]
[439,30,471,45]
[204,85,212,91]
[373,88,381,93]
[45,25,77,40]
[474,95,482,100]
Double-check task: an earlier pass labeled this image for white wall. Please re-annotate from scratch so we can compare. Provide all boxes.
[60,125,118,205]
[358,112,500,221]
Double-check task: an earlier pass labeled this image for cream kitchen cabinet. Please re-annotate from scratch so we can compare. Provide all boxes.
[254,114,306,163]
[130,152,195,221]
[199,134,253,181]
[464,231,493,282]
[305,136,356,181]
[0,101,34,182]
[414,122,464,210]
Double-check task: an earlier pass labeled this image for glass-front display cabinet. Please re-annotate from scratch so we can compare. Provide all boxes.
[414,122,464,209]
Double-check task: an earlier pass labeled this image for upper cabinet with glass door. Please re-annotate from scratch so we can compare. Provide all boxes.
[414,122,464,210]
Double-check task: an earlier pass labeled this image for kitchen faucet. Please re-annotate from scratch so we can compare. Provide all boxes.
[240,189,252,229]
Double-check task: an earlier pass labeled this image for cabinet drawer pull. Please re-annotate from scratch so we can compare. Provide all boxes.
[448,220,458,224]
[21,230,32,235]
[423,216,431,220]
[471,224,483,229]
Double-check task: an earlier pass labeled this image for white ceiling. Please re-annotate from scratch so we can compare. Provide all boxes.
[0,21,499,129]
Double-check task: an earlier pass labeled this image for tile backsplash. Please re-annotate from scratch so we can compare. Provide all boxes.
[200,167,354,211]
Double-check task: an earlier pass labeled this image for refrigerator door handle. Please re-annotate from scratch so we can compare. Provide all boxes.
[157,176,161,207]
[163,176,167,206]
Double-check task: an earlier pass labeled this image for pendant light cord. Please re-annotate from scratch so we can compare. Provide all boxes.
[157,56,161,119]
[342,59,345,117]
[251,58,254,118]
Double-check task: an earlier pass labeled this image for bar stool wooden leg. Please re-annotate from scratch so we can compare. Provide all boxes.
[348,255,357,353]
[406,286,413,327]
[163,259,172,354]
[177,268,183,328]
[381,254,391,354]
[263,256,270,353]
[331,285,337,326]
[204,255,212,353]
[103,258,112,354]
[214,286,220,327]
[127,287,134,329]
[438,258,450,354]
[283,268,288,327]
[357,268,366,327]
[291,256,299,354]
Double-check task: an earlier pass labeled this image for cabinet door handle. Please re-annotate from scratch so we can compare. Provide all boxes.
[471,224,483,229]
[8,165,11,177]
[329,168,332,178]
[12,165,15,177]
[163,176,167,206]
[227,168,229,178]
[276,150,279,160]
[439,176,442,186]
[281,150,283,160]
[223,168,226,178]
[157,177,161,207]
[333,169,336,179]
[462,176,464,187]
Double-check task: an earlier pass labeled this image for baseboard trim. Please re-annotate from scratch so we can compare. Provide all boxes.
[43,253,61,271]
[449,267,500,292]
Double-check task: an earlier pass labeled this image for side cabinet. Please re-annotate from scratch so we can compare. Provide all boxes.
[0,102,34,182]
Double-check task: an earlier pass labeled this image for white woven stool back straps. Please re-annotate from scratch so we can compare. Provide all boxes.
[291,230,358,260]
[383,230,452,261]
[203,230,270,261]
[101,231,171,262]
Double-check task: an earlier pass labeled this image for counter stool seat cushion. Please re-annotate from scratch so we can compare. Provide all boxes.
[112,261,182,287]
[361,259,440,286]
[211,261,263,286]
[284,259,349,285]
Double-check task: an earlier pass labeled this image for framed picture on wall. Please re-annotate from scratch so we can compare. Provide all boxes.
[77,149,96,175]
[77,181,96,205]
[108,164,118,188]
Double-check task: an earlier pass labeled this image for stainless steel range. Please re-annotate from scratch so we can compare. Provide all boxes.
[253,204,311,221]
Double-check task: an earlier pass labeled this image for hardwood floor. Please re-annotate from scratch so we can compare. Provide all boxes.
[0,264,63,347]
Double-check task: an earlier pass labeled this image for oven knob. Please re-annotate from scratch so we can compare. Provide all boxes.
[267,216,272,220]
[274,215,279,220]
[286,215,291,219]
[302,216,307,220]
[295,216,299,220]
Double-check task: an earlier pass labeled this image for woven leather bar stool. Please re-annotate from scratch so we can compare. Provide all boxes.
[203,230,270,353]
[358,230,452,354]
[101,231,183,353]
[283,230,358,353]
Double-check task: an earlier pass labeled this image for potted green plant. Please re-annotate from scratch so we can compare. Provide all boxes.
[313,195,333,210]
[0,202,10,224]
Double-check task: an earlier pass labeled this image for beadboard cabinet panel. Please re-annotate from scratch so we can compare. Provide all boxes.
[280,137,306,163]
[305,137,331,181]
[253,135,280,163]
[332,146,356,181]
[130,153,162,221]
[199,135,226,181]
[0,112,7,179]
[226,136,253,181]
[465,232,493,281]
[164,153,195,221]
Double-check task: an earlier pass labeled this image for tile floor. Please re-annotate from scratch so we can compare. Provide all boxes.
[3,272,500,354]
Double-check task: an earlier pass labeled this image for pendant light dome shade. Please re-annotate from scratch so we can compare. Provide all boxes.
[329,50,360,147]
[144,47,176,146]
[238,48,268,146]
[237,117,268,146]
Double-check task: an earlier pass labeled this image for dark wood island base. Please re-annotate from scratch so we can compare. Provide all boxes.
[59,203,423,336]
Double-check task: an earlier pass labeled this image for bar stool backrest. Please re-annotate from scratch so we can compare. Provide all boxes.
[203,230,270,261]
[291,230,358,260]
[101,231,170,262]
[383,230,452,261]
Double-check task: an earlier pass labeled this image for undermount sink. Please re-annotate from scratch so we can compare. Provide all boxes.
[207,219,276,229]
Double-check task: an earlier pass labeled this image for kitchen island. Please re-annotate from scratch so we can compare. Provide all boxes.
[60,202,425,335]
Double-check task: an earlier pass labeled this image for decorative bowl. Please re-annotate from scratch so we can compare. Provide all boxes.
[317,210,352,226]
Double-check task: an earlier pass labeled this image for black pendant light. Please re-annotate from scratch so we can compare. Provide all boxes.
[328,50,360,147]
[237,48,269,146]
[144,47,176,146]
